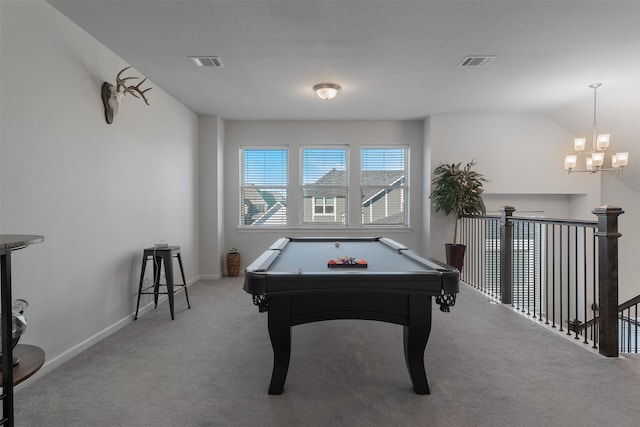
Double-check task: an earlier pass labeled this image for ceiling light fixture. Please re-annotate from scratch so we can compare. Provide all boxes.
[564,84,629,173]
[313,83,341,100]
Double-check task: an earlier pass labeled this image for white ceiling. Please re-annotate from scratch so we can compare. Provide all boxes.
[47,0,640,121]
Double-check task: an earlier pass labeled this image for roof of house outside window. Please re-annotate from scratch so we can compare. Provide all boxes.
[304,168,404,199]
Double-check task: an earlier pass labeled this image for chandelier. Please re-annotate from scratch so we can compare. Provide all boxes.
[564,83,629,173]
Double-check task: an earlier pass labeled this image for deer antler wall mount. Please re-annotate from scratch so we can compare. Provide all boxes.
[101,66,152,124]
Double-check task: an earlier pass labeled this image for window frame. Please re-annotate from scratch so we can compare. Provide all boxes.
[300,145,349,227]
[312,196,337,221]
[239,146,289,228]
[360,145,409,227]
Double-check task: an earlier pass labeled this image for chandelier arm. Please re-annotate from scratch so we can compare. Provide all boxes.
[592,85,598,152]
[567,166,624,174]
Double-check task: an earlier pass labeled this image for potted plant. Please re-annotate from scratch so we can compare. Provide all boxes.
[227,247,241,277]
[429,160,487,270]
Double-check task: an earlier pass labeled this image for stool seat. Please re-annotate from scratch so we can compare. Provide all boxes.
[134,246,191,320]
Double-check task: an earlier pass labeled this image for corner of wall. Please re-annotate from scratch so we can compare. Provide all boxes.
[422,116,432,257]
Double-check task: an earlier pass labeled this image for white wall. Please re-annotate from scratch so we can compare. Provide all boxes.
[0,1,199,374]
[198,115,225,279]
[550,80,640,304]
[223,120,425,267]
[426,114,600,261]
[426,113,637,300]
[601,173,640,303]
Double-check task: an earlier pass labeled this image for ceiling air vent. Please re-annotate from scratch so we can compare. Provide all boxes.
[458,56,496,67]
[188,56,224,68]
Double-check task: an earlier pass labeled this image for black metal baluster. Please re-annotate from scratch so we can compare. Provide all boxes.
[573,226,580,339]
[519,222,524,311]
[471,217,475,285]
[469,217,473,286]
[567,226,572,336]
[545,223,550,325]
[552,224,557,328]
[533,223,542,319]
[474,217,478,287]
[462,217,467,281]
[625,307,630,352]
[512,223,516,308]
[490,219,494,297]
[592,233,598,349]
[559,225,564,331]
[525,222,530,314]
[495,219,499,298]
[633,304,640,353]
[517,221,522,312]
[582,227,588,343]
[468,217,472,282]
[523,222,527,312]
[463,217,468,282]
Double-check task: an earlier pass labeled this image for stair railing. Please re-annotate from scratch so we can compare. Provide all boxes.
[459,205,627,356]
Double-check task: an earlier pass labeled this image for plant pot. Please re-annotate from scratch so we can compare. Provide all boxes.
[227,253,241,277]
[445,244,466,271]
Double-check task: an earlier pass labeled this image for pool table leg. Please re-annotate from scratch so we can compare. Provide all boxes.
[403,294,432,395]
[267,295,291,395]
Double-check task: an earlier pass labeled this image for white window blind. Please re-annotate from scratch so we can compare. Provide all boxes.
[240,148,288,226]
[361,147,408,226]
[300,147,348,226]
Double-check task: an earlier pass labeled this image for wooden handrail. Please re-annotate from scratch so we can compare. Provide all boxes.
[575,294,640,332]
[461,213,598,228]
[619,294,640,312]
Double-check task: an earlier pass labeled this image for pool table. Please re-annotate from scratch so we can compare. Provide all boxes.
[243,237,459,395]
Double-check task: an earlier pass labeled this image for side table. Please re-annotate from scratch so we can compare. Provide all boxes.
[1,234,45,427]
[0,345,46,385]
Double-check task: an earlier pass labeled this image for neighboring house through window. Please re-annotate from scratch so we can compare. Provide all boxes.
[240,148,288,226]
[301,147,348,226]
[361,147,408,226]
[241,145,410,228]
[313,196,336,220]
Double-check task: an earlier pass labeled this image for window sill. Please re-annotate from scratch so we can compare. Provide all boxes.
[237,226,413,233]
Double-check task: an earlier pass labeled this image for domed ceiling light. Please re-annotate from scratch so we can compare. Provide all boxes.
[313,83,341,100]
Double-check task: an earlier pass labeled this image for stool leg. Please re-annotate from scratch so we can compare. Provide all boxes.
[134,256,148,320]
[176,253,191,309]
[153,255,162,309]
[164,253,175,320]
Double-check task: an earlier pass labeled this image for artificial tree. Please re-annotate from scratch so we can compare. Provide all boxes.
[429,160,487,269]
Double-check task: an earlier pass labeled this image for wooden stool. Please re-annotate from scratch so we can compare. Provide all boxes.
[134,246,191,320]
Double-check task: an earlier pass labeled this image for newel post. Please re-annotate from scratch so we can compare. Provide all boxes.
[499,206,515,305]
[593,205,624,357]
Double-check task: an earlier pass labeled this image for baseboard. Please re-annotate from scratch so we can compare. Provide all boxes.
[16,277,203,392]
[15,312,132,392]
[200,273,223,280]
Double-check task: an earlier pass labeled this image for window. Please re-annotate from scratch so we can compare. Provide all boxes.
[240,148,288,226]
[314,196,335,214]
[301,147,348,226]
[240,145,410,228]
[361,147,408,226]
